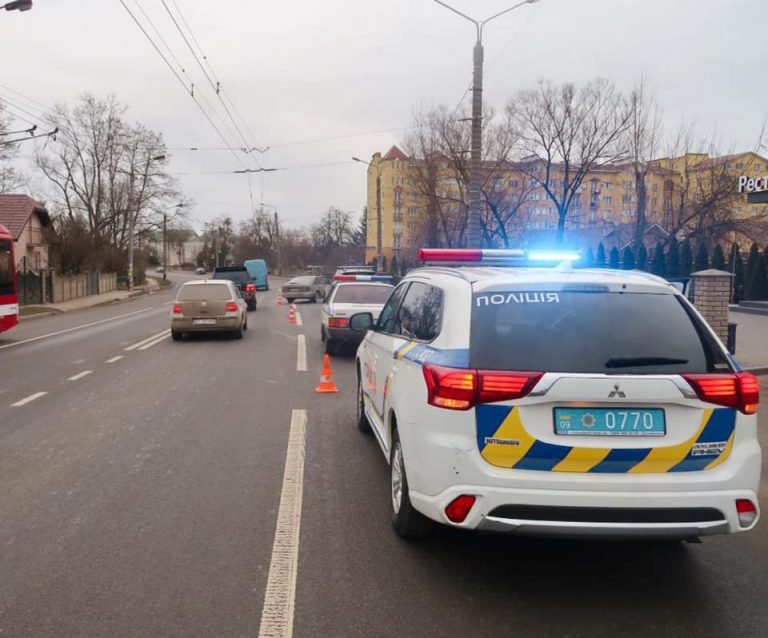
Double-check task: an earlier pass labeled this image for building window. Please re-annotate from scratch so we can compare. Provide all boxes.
[602,196,612,205]
[623,180,634,189]
[603,182,611,190]
[754,163,762,172]
[622,209,632,217]
[664,197,672,209]
[735,163,744,171]
[651,197,658,206]
[622,194,633,203]
[394,191,402,206]
[508,179,519,189]
[408,192,417,200]
[407,206,417,215]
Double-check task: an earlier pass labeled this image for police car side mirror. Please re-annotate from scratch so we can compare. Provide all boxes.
[349,312,374,333]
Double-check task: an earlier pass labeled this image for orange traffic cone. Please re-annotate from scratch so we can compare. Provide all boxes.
[287,305,297,324]
[277,295,285,306]
[315,354,339,393]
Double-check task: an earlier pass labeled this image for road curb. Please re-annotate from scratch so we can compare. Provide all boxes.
[19,311,59,322]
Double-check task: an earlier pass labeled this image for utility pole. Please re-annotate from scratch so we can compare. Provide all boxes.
[434,0,539,248]
[163,213,168,281]
[274,210,281,275]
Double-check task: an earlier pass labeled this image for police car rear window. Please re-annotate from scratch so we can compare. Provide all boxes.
[470,291,728,374]
[333,285,393,304]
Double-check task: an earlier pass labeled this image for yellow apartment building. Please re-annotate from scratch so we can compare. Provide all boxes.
[364,146,768,264]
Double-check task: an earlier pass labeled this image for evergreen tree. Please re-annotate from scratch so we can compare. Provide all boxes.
[711,244,726,270]
[753,253,768,300]
[745,243,761,299]
[595,242,607,268]
[622,246,636,270]
[730,243,745,302]
[679,238,693,277]
[636,244,648,271]
[694,243,709,272]
[608,247,620,269]
[584,246,595,268]
[666,238,679,277]
[651,241,666,277]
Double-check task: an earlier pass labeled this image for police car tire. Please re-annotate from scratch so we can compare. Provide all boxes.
[390,429,433,539]
[356,372,371,434]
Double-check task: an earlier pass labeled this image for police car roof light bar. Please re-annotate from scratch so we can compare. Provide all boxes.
[333,274,394,282]
[418,248,580,266]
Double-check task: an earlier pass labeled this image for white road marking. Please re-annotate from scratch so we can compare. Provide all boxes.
[296,335,307,372]
[11,391,47,407]
[138,331,171,350]
[67,370,93,381]
[125,329,171,351]
[0,308,154,351]
[258,409,307,638]
[106,355,124,364]
[295,312,303,327]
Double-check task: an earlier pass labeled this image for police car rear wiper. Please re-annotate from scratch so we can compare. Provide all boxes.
[605,356,689,368]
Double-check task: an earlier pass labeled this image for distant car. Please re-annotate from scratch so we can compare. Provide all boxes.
[171,280,248,340]
[212,266,257,311]
[195,267,206,275]
[281,276,328,303]
[321,280,394,354]
[156,266,165,273]
[244,258,269,290]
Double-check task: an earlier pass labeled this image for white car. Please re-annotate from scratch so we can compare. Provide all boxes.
[320,277,394,354]
[350,248,761,540]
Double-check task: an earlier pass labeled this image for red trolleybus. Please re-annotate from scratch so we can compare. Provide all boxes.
[0,224,19,334]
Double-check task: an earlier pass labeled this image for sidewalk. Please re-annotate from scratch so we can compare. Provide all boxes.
[729,312,768,374]
[19,280,162,319]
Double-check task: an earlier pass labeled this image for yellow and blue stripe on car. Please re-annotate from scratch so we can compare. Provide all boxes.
[477,405,736,473]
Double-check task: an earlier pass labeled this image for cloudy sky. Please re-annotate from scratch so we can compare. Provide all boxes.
[2,0,766,231]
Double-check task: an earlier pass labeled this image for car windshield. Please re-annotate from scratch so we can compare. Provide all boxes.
[333,284,393,304]
[288,277,314,285]
[177,283,231,301]
[470,291,729,374]
[213,270,250,284]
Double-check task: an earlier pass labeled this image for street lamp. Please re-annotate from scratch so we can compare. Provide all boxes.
[126,153,166,290]
[2,0,33,11]
[434,0,539,248]
[352,156,382,271]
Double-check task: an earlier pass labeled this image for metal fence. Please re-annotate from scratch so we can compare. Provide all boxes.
[16,259,117,305]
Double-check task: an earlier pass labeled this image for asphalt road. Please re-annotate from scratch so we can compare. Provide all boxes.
[0,273,766,637]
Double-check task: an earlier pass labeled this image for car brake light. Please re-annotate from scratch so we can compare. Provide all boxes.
[245,283,256,292]
[172,303,182,314]
[328,317,349,328]
[736,499,758,528]
[225,301,238,312]
[445,495,476,523]
[683,372,760,415]
[422,364,542,410]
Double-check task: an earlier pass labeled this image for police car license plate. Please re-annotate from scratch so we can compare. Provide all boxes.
[554,408,666,437]
[193,319,216,325]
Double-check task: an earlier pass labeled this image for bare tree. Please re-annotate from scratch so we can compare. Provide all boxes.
[0,99,26,193]
[626,78,663,247]
[506,78,632,243]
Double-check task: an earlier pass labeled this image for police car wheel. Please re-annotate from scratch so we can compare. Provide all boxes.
[390,429,432,538]
[356,372,371,434]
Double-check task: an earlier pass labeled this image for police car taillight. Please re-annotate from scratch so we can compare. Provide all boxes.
[423,364,543,410]
[736,499,758,528]
[682,372,760,415]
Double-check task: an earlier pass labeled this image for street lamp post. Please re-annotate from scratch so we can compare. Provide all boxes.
[126,153,166,290]
[352,157,382,271]
[434,0,539,248]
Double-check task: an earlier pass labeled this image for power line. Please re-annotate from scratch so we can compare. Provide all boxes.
[117,0,250,172]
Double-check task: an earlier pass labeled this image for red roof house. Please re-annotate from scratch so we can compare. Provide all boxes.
[0,194,50,270]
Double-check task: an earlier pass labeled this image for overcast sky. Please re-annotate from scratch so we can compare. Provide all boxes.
[2,0,766,232]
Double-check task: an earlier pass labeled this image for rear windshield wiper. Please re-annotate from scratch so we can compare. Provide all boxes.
[605,356,689,368]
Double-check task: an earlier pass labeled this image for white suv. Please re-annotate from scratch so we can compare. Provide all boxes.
[350,249,761,540]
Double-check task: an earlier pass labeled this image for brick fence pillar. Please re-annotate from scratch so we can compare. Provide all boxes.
[691,269,733,344]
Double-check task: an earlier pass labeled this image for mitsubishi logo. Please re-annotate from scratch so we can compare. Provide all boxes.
[608,383,627,398]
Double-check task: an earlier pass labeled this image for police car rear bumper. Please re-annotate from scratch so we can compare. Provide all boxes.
[409,487,759,537]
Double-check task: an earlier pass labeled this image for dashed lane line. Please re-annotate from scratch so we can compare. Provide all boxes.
[11,392,47,407]
[125,329,171,351]
[137,331,171,350]
[106,355,124,364]
[295,312,303,327]
[258,408,307,638]
[296,335,307,372]
[67,370,93,381]
[0,308,155,351]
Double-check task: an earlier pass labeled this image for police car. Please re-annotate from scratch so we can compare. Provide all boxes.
[349,249,761,539]
[320,274,394,354]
